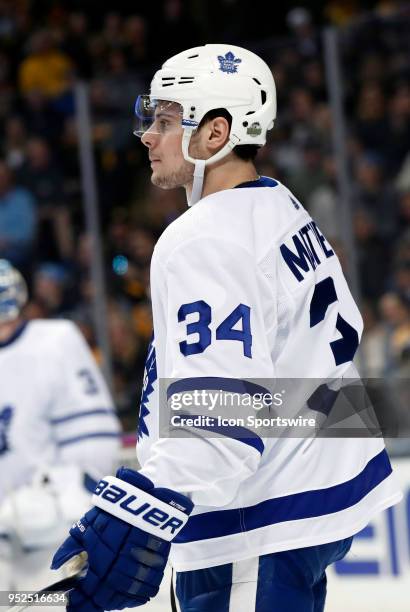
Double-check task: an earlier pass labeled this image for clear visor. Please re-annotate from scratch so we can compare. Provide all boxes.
[133,95,187,138]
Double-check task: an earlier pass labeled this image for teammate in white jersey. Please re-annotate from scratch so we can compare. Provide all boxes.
[0,260,121,603]
[51,45,402,612]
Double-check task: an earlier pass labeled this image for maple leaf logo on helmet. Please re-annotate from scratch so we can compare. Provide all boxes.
[217,51,242,74]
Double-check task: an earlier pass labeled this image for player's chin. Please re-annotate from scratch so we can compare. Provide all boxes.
[151,174,176,190]
[151,172,162,187]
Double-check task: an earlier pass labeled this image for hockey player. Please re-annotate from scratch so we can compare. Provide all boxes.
[0,260,121,602]
[51,45,402,611]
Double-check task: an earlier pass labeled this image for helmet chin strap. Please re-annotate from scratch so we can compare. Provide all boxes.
[182,128,239,206]
[190,159,206,207]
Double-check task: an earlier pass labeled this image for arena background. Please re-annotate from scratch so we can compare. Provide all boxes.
[0,1,409,609]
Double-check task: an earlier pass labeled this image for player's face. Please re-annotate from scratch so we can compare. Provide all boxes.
[141,101,194,190]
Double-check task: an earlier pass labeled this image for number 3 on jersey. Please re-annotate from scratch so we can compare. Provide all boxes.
[178,301,252,358]
[310,276,359,365]
[177,277,357,365]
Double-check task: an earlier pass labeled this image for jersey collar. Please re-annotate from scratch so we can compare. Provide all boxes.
[0,320,28,348]
[234,176,278,189]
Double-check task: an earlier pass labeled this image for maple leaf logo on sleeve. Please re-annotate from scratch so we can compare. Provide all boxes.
[137,335,157,440]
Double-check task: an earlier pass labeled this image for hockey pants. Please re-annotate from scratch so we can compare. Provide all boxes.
[173,536,353,612]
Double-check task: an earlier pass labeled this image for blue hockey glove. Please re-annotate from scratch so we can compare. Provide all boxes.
[51,467,194,610]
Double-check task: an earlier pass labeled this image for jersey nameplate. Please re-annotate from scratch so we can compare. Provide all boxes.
[280,221,334,281]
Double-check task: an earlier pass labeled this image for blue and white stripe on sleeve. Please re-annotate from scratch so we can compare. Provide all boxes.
[167,377,269,455]
[49,407,120,447]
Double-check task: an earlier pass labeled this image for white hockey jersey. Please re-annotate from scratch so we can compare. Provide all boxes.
[0,319,121,502]
[137,177,402,571]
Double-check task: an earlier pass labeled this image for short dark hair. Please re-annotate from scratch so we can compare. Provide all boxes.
[198,108,259,161]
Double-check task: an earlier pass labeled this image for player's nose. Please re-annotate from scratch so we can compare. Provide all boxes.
[141,129,158,148]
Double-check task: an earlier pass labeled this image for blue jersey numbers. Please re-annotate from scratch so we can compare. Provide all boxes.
[77,368,99,395]
[310,276,359,365]
[0,405,13,455]
[178,301,252,358]
[178,301,212,356]
[216,304,252,358]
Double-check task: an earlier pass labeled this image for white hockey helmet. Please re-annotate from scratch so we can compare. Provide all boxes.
[0,259,28,323]
[134,44,276,205]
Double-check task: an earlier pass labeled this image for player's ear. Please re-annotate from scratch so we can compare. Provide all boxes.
[205,116,230,152]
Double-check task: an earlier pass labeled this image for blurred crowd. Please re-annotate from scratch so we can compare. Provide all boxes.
[0,0,409,434]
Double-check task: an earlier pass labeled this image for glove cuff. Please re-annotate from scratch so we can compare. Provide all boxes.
[115,467,154,491]
[92,475,191,542]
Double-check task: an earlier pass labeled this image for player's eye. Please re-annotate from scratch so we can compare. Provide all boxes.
[158,119,170,133]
